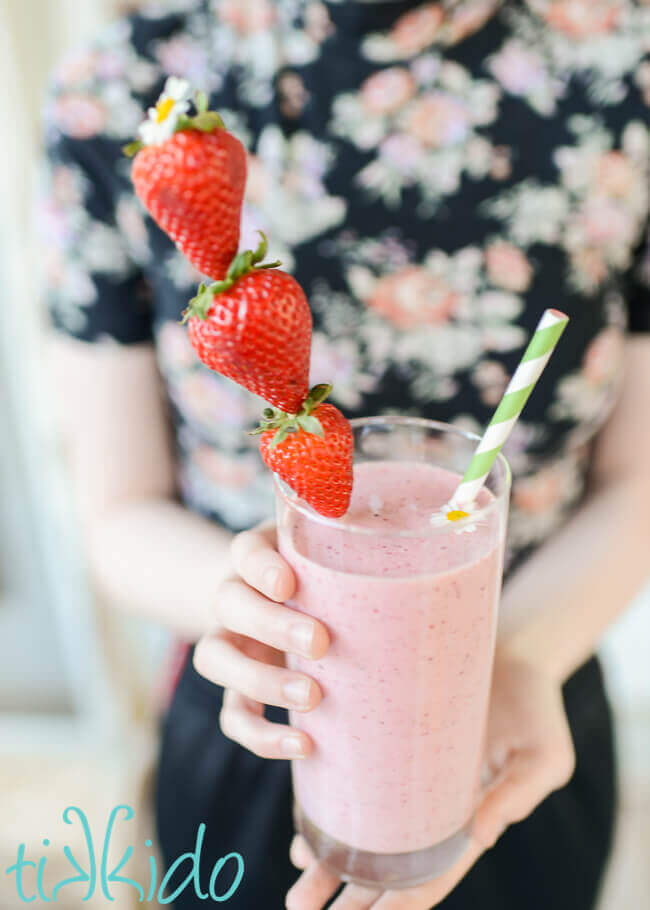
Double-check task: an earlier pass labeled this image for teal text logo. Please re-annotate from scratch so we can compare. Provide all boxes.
[5,805,244,903]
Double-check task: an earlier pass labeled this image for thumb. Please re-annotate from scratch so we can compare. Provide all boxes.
[230,523,295,602]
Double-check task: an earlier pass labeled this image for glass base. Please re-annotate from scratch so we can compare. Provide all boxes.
[294,803,472,890]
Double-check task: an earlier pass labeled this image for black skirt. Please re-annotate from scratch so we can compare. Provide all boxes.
[155,653,616,909]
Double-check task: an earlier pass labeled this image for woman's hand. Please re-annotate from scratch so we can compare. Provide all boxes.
[286,650,576,910]
[193,523,330,759]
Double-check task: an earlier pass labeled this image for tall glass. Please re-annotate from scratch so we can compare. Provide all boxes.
[275,417,510,889]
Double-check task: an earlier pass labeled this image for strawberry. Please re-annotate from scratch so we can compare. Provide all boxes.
[256,385,354,519]
[125,88,246,281]
[183,234,312,414]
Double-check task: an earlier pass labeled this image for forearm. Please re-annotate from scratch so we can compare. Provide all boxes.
[49,339,234,641]
[86,498,233,641]
[498,473,650,683]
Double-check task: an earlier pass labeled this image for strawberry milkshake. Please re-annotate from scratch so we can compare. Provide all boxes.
[276,418,510,888]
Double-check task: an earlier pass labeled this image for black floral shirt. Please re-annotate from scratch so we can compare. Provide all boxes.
[43,0,650,574]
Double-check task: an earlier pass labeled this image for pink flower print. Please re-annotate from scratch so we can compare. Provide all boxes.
[472,359,509,407]
[45,250,95,305]
[367,266,459,328]
[39,202,68,247]
[445,0,500,44]
[411,54,441,86]
[582,327,624,386]
[485,243,533,292]
[192,446,258,490]
[502,422,539,459]
[578,199,630,248]
[390,3,445,56]
[513,466,564,515]
[595,152,634,199]
[543,0,622,38]
[489,42,546,96]
[155,35,205,81]
[360,68,416,116]
[216,0,276,34]
[309,335,352,386]
[379,133,422,174]
[572,248,608,288]
[404,92,471,148]
[51,93,107,139]
[238,205,272,257]
[309,334,377,410]
[54,50,100,86]
[173,372,253,427]
[50,166,84,208]
[95,51,127,80]
[245,155,270,206]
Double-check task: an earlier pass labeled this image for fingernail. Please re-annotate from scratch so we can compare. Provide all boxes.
[283,678,311,709]
[263,566,283,599]
[289,622,314,657]
[281,736,305,758]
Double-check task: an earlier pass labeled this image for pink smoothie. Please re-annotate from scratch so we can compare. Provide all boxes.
[280,460,505,855]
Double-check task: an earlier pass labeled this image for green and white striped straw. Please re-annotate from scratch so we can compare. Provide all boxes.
[452,308,569,510]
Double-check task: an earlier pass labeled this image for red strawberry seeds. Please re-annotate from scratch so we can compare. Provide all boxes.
[184,236,312,414]
[257,388,354,519]
[132,128,246,281]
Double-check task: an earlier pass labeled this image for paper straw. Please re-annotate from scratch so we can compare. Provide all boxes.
[452,308,569,509]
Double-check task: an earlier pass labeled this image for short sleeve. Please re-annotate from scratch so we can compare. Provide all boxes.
[41,81,153,344]
[626,222,650,334]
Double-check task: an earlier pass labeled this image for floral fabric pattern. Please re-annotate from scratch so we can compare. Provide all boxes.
[484,117,649,292]
[330,56,504,211]
[42,0,650,571]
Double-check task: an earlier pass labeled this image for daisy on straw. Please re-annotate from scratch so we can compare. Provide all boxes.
[138,77,194,145]
[430,502,479,534]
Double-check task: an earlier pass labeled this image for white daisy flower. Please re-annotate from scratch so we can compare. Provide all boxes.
[430,501,479,534]
[138,76,194,145]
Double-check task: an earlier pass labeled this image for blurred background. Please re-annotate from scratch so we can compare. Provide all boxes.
[0,1,648,908]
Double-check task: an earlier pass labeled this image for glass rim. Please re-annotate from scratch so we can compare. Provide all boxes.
[273,415,512,537]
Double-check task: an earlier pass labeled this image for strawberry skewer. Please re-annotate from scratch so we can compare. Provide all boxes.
[125,81,354,518]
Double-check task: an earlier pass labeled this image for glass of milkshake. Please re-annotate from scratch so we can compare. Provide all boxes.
[275,416,511,889]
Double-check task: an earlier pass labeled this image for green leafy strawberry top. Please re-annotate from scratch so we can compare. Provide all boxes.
[181,232,282,322]
[251,384,334,449]
[123,77,225,157]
